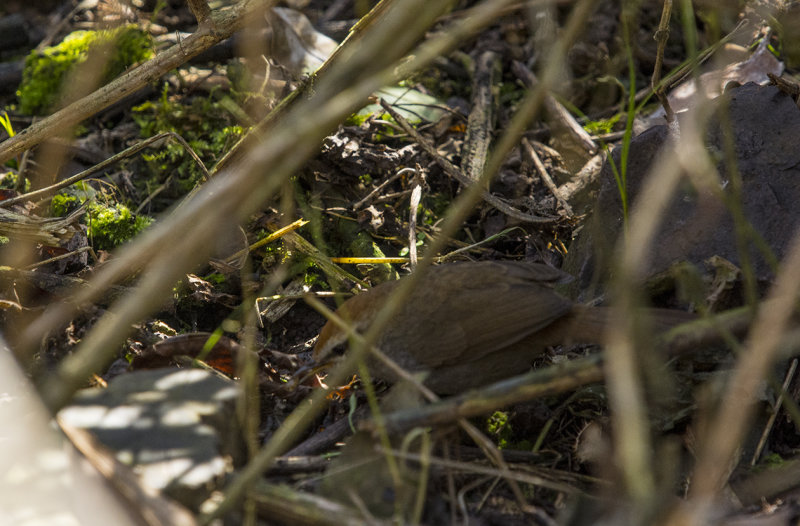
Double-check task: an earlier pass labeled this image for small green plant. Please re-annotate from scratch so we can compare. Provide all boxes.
[17,24,153,115]
[583,113,622,135]
[0,111,18,169]
[345,111,381,127]
[149,0,168,23]
[486,411,513,449]
[0,111,14,137]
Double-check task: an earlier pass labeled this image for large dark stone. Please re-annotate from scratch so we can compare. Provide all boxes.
[565,83,800,300]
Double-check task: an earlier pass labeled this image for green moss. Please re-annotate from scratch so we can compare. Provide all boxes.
[51,184,152,250]
[87,201,152,250]
[132,88,245,201]
[17,25,153,115]
[50,193,81,217]
[49,182,96,217]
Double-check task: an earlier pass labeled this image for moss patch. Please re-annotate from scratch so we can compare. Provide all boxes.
[17,24,153,115]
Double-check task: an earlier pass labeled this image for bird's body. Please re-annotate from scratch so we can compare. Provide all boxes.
[313,261,691,394]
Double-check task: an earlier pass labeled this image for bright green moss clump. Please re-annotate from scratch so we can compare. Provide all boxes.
[17,24,153,115]
[50,193,82,217]
[51,191,153,250]
[87,202,153,250]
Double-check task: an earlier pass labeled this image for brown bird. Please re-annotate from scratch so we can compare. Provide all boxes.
[313,261,693,394]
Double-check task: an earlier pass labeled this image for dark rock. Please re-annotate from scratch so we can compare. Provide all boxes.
[565,83,800,300]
